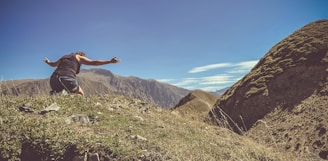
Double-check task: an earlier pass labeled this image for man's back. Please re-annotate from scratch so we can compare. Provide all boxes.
[54,53,81,78]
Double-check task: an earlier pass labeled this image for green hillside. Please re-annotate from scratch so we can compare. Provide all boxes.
[0,94,297,161]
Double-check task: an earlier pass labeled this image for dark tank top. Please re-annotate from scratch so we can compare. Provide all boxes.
[53,53,81,78]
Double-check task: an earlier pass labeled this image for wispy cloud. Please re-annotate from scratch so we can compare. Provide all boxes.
[236,60,258,70]
[156,79,175,83]
[188,60,258,74]
[172,74,237,88]
[172,78,199,87]
[157,60,259,91]
[227,60,258,74]
[188,63,232,73]
[200,74,236,85]
[200,86,226,92]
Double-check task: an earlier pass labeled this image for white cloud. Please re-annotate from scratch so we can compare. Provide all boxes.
[226,60,258,74]
[188,60,258,74]
[200,75,236,85]
[171,74,236,90]
[188,63,232,73]
[236,60,258,70]
[172,78,199,87]
[199,86,226,92]
[159,60,259,91]
[156,79,175,83]
[226,69,249,74]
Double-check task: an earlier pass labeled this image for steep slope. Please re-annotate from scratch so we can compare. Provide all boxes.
[172,90,218,121]
[208,20,328,159]
[0,68,190,108]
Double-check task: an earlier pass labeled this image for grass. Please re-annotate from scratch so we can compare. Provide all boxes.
[0,94,300,161]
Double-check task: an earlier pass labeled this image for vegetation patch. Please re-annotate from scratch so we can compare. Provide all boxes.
[244,87,266,98]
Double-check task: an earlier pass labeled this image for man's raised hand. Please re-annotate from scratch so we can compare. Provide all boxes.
[111,57,120,63]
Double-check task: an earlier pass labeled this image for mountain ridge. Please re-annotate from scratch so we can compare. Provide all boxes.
[0,68,190,108]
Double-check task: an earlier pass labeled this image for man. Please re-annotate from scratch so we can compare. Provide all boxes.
[44,51,120,96]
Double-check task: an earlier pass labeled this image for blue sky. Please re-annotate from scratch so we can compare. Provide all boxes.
[1,0,327,91]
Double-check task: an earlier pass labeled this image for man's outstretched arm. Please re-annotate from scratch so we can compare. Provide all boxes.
[44,57,60,67]
[77,55,120,66]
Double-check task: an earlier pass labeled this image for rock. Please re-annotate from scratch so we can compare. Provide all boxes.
[111,105,121,110]
[18,105,34,113]
[133,116,144,122]
[130,135,147,141]
[66,114,90,125]
[39,103,60,114]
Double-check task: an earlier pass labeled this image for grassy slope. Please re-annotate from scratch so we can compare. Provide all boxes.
[0,95,298,161]
[219,20,328,103]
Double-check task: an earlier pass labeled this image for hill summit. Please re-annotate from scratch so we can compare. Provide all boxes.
[209,20,328,159]
[172,89,218,121]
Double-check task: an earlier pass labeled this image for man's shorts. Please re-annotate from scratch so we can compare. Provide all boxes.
[50,74,79,94]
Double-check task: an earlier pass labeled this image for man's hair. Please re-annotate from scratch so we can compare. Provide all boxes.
[75,51,86,56]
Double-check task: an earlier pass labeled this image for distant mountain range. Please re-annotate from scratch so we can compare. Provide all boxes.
[0,68,191,108]
[79,68,191,108]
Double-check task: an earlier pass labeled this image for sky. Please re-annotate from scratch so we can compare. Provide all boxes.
[1,0,327,91]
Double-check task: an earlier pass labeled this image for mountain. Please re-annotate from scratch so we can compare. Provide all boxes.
[208,20,328,159]
[0,68,190,108]
[172,89,218,121]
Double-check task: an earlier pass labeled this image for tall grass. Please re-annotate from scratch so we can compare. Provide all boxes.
[207,104,304,161]
[209,105,246,134]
